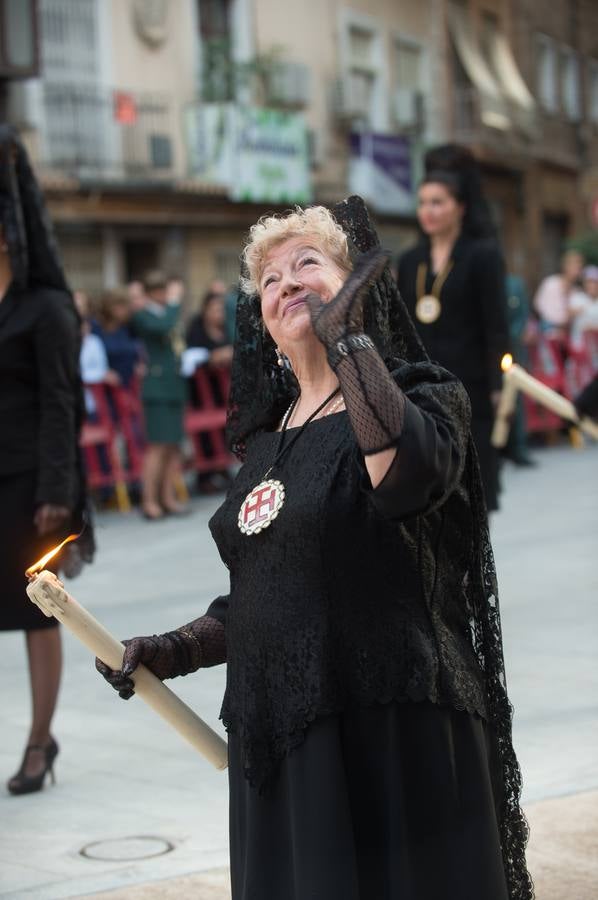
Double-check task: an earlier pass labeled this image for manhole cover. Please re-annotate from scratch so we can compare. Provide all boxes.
[80,836,175,861]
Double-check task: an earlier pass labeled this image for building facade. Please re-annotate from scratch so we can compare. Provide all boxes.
[3,0,598,306]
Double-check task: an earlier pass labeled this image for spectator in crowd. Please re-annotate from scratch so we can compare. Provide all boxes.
[132,271,187,520]
[73,290,109,417]
[94,287,144,388]
[568,265,598,351]
[126,279,146,313]
[533,249,584,342]
[186,286,234,380]
[397,144,510,513]
[184,287,234,494]
[0,126,93,795]
[503,274,535,466]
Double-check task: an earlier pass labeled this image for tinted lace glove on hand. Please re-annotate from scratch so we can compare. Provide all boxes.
[95,615,226,700]
[307,248,406,455]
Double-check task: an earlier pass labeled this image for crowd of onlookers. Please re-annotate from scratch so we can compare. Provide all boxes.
[75,272,235,519]
[75,250,598,516]
[532,249,598,356]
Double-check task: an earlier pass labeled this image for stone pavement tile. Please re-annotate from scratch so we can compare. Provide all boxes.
[81,790,598,900]
[525,789,598,899]
[75,868,231,900]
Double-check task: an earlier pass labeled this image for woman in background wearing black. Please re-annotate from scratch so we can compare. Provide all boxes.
[0,127,93,794]
[398,145,510,512]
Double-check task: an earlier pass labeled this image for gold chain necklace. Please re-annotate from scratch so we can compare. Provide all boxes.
[415,259,453,324]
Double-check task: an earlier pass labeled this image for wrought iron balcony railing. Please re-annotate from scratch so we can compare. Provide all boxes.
[39,84,176,182]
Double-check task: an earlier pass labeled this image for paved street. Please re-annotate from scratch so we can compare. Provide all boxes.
[1,442,597,899]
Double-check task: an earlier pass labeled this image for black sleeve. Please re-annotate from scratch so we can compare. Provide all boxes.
[473,241,510,393]
[205,594,229,627]
[186,315,204,348]
[34,291,81,508]
[575,374,598,420]
[362,363,471,520]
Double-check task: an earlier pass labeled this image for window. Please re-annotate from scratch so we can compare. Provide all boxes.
[345,24,378,123]
[560,46,580,121]
[589,60,598,124]
[536,34,557,112]
[395,41,421,91]
[197,0,234,101]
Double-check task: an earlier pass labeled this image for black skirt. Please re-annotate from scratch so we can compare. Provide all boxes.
[470,415,500,512]
[229,701,508,900]
[0,470,61,632]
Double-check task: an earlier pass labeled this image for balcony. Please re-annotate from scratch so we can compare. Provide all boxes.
[36,84,177,184]
[452,85,586,169]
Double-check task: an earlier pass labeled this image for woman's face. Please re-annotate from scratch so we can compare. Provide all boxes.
[583,276,598,299]
[109,297,131,325]
[417,182,464,237]
[562,251,584,282]
[203,295,225,329]
[260,236,346,350]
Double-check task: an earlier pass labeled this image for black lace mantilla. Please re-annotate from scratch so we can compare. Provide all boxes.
[218,196,532,899]
[0,125,95,570]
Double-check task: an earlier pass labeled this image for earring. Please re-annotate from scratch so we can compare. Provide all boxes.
[275,347,293,371]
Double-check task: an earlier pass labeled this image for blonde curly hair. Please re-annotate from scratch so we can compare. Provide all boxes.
[240,205,352,296]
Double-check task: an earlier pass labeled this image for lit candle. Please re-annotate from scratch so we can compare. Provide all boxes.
[26,550,228,771]
[491,355,598,447]
[491,354,518,447]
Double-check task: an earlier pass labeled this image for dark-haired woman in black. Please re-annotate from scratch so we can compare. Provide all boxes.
[398,145,510,512]
[0,126,93,794]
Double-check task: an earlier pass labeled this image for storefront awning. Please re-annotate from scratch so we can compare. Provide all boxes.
[486,29,538,136]
[448,3,510,131]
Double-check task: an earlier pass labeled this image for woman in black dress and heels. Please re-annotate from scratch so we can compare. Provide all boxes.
[397,145,510,512]
[0,127,93,794]
[97,197,532,899]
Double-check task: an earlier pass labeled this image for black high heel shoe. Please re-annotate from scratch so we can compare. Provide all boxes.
[7,737,59,796]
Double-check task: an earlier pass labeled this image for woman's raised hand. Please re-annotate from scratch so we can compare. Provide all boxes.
[306,248,389,358]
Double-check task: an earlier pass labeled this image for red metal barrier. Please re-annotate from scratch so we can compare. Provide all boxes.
[80,368,234,509]
[524,335,566,434]
[79,384,130,510]
[184,366,234,474]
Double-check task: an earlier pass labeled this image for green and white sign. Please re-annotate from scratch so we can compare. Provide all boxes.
[186,104,312,204]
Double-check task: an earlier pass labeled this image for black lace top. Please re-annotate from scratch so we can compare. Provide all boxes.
[207,361,488,791]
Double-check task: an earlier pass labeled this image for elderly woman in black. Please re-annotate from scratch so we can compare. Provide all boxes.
[0,127,93,795]
[97,198,532,900]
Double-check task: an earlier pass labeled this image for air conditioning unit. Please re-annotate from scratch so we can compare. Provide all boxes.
[331,77,371,123]
[393,88,425,132]
[266,62,311,108]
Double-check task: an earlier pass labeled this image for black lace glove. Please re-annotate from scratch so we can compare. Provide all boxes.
[307,248,406,455]
[95,615,226,700]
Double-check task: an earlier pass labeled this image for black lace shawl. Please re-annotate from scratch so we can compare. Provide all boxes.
[0,125,95,569]
[225,196,532,899]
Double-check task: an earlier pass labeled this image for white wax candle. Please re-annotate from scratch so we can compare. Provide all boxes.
[491,370,519,447]
[508,364,598,440]
[27,571,228,770]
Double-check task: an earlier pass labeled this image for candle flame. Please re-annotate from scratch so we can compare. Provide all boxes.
[25,534,79,579]
[501,353,513,372]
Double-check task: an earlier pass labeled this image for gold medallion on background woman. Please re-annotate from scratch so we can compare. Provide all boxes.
[415,260,453,324]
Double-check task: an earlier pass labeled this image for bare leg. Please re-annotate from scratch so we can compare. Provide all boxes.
[160,445,187,512]
[141,443,167,517]
[9,628,62,782]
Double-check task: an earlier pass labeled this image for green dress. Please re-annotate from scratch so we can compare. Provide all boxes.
[133,303,185,444]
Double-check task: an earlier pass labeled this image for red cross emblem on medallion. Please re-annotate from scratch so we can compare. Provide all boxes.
[238,479,285,535]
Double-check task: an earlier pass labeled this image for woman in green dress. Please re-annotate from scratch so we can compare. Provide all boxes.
[133,271,186,519]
